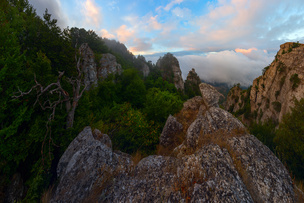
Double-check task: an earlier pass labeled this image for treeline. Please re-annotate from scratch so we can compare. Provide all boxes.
[0,0,201,201]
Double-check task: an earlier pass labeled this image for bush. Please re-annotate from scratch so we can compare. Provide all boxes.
[275,98,304,179]
[250,120,276,152]
[272,101,281,112]
[144,88,183,123]
[290,73,300,90]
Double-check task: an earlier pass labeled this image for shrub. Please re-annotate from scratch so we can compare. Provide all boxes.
[272,101,281,112]
[290,73,300,90]
[275,98,304,179]
[262,65,270,75]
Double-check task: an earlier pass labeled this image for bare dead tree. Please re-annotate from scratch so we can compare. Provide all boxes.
[13,47,87,165]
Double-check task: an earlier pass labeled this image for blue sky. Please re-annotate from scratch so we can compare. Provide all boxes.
[28,0,304,86]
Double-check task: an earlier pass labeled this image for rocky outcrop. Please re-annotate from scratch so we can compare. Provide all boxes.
[159,115,183,148]
[199,83,224,107]
[225,84,243,112]
[156,53,184,90]
[51,83,295,202]
[227,42,304,123]
[98,53,122,80]
[79,43,98,89]
[79,44,122,89]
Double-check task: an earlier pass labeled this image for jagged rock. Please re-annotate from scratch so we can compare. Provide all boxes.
[79,43,98,89]
[98,53,122,80]
[4,173,25,203]
[52,83,295,202]
[51,127,132,203]
[159,115,183,147]
[199,83,224,107]
[228,135,294,202]
[156,53,184,90]
[185,106,245,148]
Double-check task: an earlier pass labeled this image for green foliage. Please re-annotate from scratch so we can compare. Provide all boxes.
[262,65,270,75]
[69,27,109,54]
[275,90,280,99]
[290,73,300,90]
[92,103,161,154]
[272,101,281,112]
[277,62,286,73]
[280,76,286,88]
[250,120,276,152]
[275,98,304,179]
[144,88,183,123]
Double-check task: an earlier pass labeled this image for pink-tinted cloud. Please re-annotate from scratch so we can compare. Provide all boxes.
[100,29,115,39]
[235,48,258,54]
[82,0,102,27]
[116,25,135,43]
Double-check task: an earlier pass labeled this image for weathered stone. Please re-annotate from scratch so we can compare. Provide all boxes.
[51,127,132,203]
[98,53,122,80]
[228,135,294,202]
[159,115,183,147]
[79,43,98,89]
[199,83,224,107]
[185,106,245,148]
[51,83,295,202]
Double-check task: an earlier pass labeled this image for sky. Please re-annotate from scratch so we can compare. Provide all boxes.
[28,0,304,86]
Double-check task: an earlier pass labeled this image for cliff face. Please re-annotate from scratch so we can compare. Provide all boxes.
[227,42,304,123]
[251,42,304,123]
[51,83,295,202]
[156,53,184,90]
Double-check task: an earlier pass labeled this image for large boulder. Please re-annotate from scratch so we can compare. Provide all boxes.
[51,83,295,202]
[51,127,132,202]
[159,115,183,148]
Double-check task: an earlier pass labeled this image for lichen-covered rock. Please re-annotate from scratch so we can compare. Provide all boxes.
[227,135,294,202]
[98,53,122,80]
[51,83,295,202]
[159,115,183,148]
[51,127,132,203]
[199,83,224,107]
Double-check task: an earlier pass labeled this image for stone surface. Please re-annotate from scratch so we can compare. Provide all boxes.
[98,53,122,80]
[51,127,132,203]
[79,43,98,89]
[227,42,304,124]
[228,135,295,202]
[159,115,183,147]
[51,83,295,202]
[93,129,112,149]
[199,83,224,108]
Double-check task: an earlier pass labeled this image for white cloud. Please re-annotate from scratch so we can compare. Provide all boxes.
[177,50,274,86]
[28,0,68,28]
[156,0,184,12]
[100,29,115,39]
[82,0,102,27]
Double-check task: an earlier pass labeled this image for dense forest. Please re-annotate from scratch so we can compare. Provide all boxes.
[0,0,202,201]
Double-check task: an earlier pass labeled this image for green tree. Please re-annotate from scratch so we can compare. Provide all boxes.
[274,98,304,179]
[144,88,183,123]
